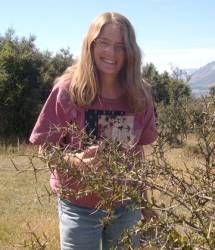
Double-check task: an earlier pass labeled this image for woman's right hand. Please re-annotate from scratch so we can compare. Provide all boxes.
[64,143,104,170]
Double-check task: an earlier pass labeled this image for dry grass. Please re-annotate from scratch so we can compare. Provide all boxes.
[0,148,59,249]
[0,136,202,249]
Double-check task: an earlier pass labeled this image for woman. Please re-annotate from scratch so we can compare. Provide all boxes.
[30,12,158,250]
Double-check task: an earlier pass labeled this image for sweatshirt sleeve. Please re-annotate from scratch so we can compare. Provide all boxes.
[29,80,76,145]
[137,97,158,145]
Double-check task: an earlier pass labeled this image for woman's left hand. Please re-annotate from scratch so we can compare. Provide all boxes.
[141,207,158,223]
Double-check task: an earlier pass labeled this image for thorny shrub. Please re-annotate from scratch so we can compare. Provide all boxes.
[10,95,215,249]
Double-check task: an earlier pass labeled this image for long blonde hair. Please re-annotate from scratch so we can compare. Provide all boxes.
[60,12,150,111]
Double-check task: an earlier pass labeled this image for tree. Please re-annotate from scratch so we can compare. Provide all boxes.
[0,29,74,141]
[40,48,75,100]
[209,85,215,96]
[142,63,191,105]
[0,30,42,139]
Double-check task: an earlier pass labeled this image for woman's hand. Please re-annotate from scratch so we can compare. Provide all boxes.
[64,143,104,170]
[141,207,158,223]
[141,190,158,223]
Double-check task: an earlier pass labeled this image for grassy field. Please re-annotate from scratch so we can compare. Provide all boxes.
[0,145,59,249]
[0,136,202,249]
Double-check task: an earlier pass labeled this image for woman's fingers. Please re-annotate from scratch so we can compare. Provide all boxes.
[64,144,104,169]
[141,208,158,222]
[83,145,99,158]
[83,157,101,165]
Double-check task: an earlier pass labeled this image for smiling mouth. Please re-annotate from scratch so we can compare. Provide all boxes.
[102,58,116,65]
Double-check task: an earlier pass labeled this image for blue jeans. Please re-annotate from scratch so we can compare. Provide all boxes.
[58,199,141,250]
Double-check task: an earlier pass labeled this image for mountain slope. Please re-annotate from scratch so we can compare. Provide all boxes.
[189,61,215,94]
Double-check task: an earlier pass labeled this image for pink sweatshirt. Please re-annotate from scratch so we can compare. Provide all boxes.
[29,79,158,208]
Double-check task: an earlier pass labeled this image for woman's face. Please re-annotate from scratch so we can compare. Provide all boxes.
[93,23,126,80]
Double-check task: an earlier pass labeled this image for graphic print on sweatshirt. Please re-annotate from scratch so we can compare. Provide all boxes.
[85,109,135,144]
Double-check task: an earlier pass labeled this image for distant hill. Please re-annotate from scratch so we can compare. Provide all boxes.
[188,61,215,95]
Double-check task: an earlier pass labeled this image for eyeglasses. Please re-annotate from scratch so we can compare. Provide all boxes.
[94,38,126,53]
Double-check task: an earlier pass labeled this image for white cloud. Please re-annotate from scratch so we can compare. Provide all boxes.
[143,48,215,72]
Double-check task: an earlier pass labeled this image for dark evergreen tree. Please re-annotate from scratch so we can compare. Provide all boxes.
[0,29,74,141]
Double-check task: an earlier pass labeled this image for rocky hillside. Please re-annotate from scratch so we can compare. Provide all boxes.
[188,61,215,95]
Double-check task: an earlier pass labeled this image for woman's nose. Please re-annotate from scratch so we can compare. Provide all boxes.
[104,44,116,55]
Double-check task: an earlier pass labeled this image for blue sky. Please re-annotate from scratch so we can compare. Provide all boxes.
[1,0,215,72]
